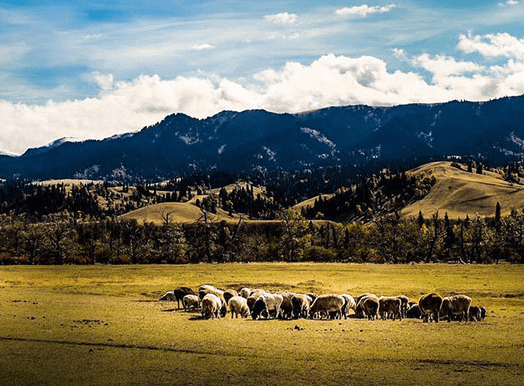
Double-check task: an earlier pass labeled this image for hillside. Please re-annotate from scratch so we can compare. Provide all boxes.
[121,201,240,225]
[402,161,524,219]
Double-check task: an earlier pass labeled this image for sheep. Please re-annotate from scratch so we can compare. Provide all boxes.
[238,287,252,299]
[378,296,402,321]
[223,289,239,304]
[419,293,443,323]
[159,291,176,302]
[252,294,284,320]
[480,306,487,321]
[201,294,222,319]
[279,293,295,319]
[247,289,267,312]
[468,305,482,322]
[291,294,312,319]
[341,294,357,319]
[173,287,196,309]
[199,287,227,317]
[358,295,380,320]
[406,304,422,319]
[355,293,378,318]
[440,295,471,323]
[396,295,409,318]
[182,294,200,312]
[308,295,345,320]
[228,296,250,319]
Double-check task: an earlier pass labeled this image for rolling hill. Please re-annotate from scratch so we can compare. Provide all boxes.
[402,161,524,220]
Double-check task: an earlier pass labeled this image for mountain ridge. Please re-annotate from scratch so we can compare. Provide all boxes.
[1,95,524,181]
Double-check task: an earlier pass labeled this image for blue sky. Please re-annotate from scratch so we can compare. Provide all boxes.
[1,1,524,154]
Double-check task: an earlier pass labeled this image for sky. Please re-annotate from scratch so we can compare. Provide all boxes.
[1,1,524,154]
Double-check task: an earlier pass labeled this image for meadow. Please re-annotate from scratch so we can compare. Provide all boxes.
[1,263,523,385]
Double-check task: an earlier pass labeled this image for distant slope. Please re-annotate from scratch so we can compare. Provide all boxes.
[121,201,243,225]
[402,161,524,219]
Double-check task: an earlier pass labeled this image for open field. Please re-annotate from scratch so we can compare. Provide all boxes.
[1,263,524,385]
[403,161,524,219]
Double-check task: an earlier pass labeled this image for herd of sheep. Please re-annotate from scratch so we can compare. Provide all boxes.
[159,285,487,323]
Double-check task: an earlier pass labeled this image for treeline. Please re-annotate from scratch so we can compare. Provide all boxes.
[1,207,523,265]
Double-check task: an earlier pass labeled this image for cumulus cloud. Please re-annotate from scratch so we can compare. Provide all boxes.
[412,54,484,79]
[3,32,524,154]
[335,4,396,17]
[457,32,524,60]
[264,12,298,25]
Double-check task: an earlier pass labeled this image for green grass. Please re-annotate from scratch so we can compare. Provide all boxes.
[1,263,524,385]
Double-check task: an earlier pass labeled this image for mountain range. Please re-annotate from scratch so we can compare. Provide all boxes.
[1,95,524,181]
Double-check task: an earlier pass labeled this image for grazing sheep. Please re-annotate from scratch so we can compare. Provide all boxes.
[279,293,295,319]
[291,294,312,319]
[308,295,345,320]
[238,287,252,299]
[252,294,284,320]
[355,293,378,318]
[378,296,402,321]
[419,293,443,323]
[247,289,266,312]
[173,287,196,309]
[440,295,471,323]
[341,294,356,319]
[228,296,250,319]
[480,306,487,321]
[159,291,176,302]
[358,295,380,320]
[201,294,222,319]
[223,289,239,304]
[199,287,227,317]
[182,294,200,312]
[468,305,482,322]
[396,295,409,318]
[406,304,422,319]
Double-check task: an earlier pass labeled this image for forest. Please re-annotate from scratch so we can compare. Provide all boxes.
[0,161,523,265]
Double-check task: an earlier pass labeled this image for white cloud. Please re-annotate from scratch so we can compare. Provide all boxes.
[391,48,407,59]
[457,32,524,60]
[335,4,396,17]
[3,32,524,155]
[264,12,298,25]
[92,72,114,91]
[412,54,484,79]
[191,43,215,50]
[507,0,519,5]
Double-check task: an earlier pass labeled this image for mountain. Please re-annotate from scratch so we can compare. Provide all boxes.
[2,95,524,181]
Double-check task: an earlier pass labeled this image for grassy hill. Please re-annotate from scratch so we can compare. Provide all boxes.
[121,201,242,225]
[402,161,524,220]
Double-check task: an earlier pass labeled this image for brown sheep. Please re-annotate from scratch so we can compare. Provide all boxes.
[469,305,482,322]
[358,295,379,320]
[378,296,402,321]
[419,293,443,323]
[440,295,471,323]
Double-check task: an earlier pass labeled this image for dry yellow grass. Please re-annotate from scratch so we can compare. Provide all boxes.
[402,161,524,220]
[293,193,335,212]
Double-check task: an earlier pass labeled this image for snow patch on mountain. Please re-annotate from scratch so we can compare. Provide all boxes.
[300,127,336,150]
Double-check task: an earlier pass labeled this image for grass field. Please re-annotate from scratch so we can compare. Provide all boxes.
[1,263,524,385]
